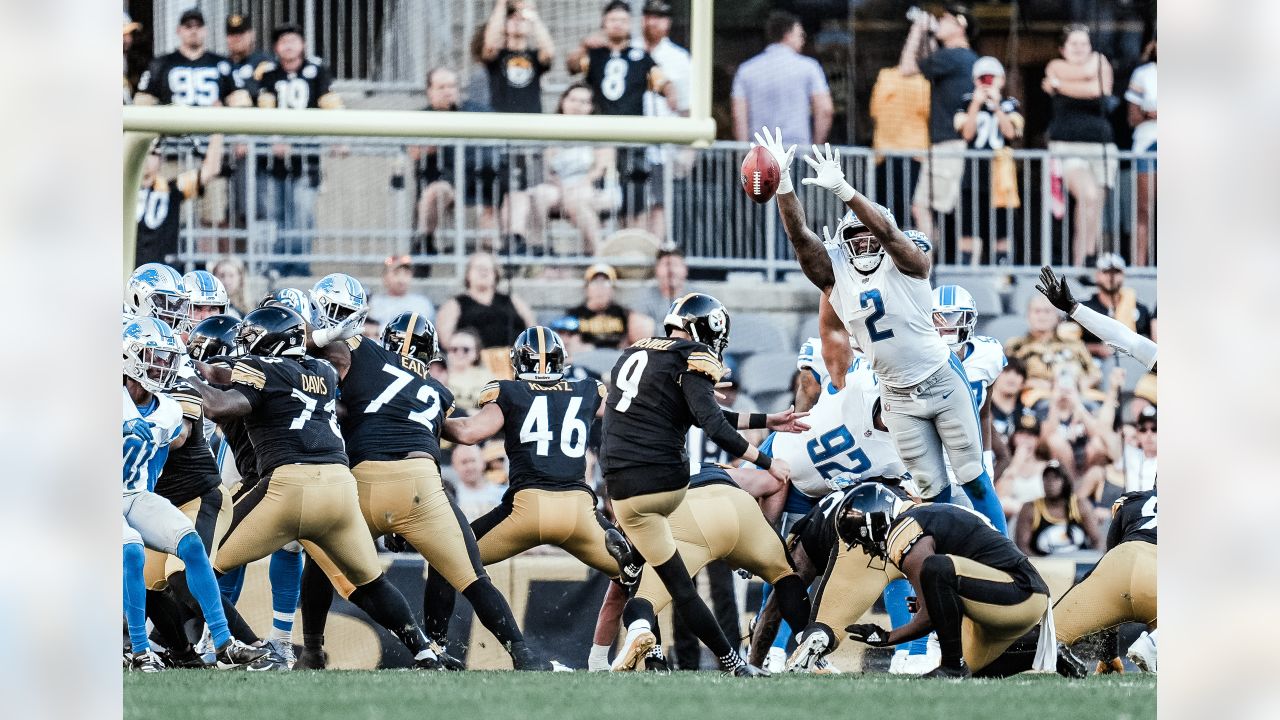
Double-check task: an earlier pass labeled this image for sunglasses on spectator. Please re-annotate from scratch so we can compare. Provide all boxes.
[1137,425,1157,434]
[448,345,475,354]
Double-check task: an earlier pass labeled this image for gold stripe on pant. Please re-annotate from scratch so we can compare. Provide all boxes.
[1054,541,1157,645]
[143,486,232,590]
[948,555,1049,672]
[215,464,382,588]
[476,488,618,576]
[810,542,901,648]
[634,484,796,614]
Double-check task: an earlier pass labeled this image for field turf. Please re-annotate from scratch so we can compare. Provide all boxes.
[125,670,1155,720]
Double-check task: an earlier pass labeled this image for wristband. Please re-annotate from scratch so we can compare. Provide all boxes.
[749,413,768,429]
[833,182,855,203]
[777,169,794,195]
[754,452,772,471]
[722,410,740,428]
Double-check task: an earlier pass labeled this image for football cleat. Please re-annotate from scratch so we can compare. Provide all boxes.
[195,627,216,665]
[413,650,444,671]
[643,653,671,674]
[164,644,209,669]
[214,638,271,669]
[1056,644,1088,679]
[728,662,771,678]
[921,661,971,679]
[900,652,940,675]
[888,649,909,675]
[266,638,296,669]
[1095,657,1125,675]
[129,649,167,673]
[429,640,465,671]
[550,660,574,672]
[604,528,641,588]
[786,626,832,673]
[764,646,786,674]
[610,623,656,672]
[293,647,328,670]
[1126,630,1157,673]
[813,657,841,674]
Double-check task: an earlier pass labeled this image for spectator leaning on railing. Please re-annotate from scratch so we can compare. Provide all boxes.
[134,8,249,107]
[731,11,833,150]
[135,135,224,268]
[1126,39,1157,267]
[481,0,554,114]
[955,56,1023,266]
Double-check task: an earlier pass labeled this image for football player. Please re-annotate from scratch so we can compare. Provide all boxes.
[122,317,267,670]
[125,263,192,335]
[422,326,637,664]
[187,306,448,669]
[599,293,806,677]
[1037,266,1157,371]
[759,128,1007,534]
[183,270,230,326]
[302,312,545,670]
[1053,488,1157,672]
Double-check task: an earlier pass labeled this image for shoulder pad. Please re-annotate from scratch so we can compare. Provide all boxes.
[231,361,267,390]
[885,514,924,568]
[168,383,204,421]
[685,350,726,382]
[345,336,363,351]
[478,380,502,407]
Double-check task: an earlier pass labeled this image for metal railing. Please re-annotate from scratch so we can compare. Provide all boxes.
[156,137,1155,281]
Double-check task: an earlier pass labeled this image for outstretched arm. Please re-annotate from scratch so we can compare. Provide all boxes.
[441,402,505,445]
[1037,265,1157,369]
[755,127,834,291]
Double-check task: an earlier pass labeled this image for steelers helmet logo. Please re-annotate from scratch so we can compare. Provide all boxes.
[707,308,726,333]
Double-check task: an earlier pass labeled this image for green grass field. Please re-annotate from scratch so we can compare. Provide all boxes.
[125,670,1155,720]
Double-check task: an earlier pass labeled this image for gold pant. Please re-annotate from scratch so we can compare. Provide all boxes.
[1054,541,1157,645]
[143,485,232,590]
[215,464,382,588]
[474,488,619,576]
[612,487,687,568]
[947,555,1049,672]
[309,458,483,598]
[635,484,796,613]
[809,541,900,648]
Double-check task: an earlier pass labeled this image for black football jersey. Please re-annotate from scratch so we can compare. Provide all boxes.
[480,377,604,496]
[687,462,737,490]
[153,382,222,506]
[584,46,660,116]
[257,58,337,109]
[790,488,848,567]
[135,175,197,267]
[230,51,274,100]
[230,354,347,477]
[136,51,240,106]
[338,337,454,466]
[1107,489,1157,549]
[208,357,261,492]
[888,503,1049,594]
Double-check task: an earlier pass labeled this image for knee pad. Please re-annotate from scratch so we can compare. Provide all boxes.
[937,417,983,482]
[920,554,957,588]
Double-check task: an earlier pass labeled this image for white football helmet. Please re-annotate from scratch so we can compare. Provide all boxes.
[183,270,229,311]
[125,263,191,334]
[834,204,894,273]
[123,316,184,394]
[931,285,977,349]
[311,273,367,328]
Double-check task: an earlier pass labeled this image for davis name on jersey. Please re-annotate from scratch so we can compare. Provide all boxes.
[122,387,183,493]
[958,335,1007,408]
[825,245,950,388]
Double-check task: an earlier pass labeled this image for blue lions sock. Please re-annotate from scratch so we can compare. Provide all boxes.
[218,564,247,604]
[932,484,953,504]
[883,579,920,654]
[268,548,304,637]
[123,543,150,654]
[175,533,231,648]
[962,470,1008,535]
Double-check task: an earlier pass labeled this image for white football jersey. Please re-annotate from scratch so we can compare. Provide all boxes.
[826,246,951,388]
[796,336,827,387]
[122,386,183,494]
[764,357,908,499]
[958,335,1007,408]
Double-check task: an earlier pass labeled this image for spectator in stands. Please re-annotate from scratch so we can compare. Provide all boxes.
[1126,39,1157,267]
[1014,461,1100,556]
[448,443,505,522]
[134,8,249,107]
[253,24,344,278]
[123,13,143,102]
[503,84,620,255]
[481,0,554,113]
[868,60,930,223]
[546,316,597,382]
[1004,293,1099,394]
[565,263,653,350]
[135,135,224,269]
[434,252,536,349]
[567,1,676,237]
[1035,366,1106,477]
[483,441,510,487]
[996,410,1050,523]
[224,14,272,101]
[1043,24,1116,267]
[1074,253,1153,359]
[1124,406,1157,492]
[408,67,506,268]
[899,3,978,244]
[366,255,436,326]
[210,256,250,317]
[955,56,1023,266]
[731,11,832,150]
[445,329,496,414]
[634,243,691,330]
[641,2,690,116]
[989,357,1027,446]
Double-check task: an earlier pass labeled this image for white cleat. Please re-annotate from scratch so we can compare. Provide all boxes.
[785,629,830,673]
[900,652,940,675]
[813,656,841,674]
[550,660,574,672]
[610,623,656,672]
[1126,630,1157,673]
[888,649,909,674]
[764,647,786,674]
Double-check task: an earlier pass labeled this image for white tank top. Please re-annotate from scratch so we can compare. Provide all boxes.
[826,246,950,388]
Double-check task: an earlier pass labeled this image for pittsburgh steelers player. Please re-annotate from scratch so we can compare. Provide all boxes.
[1037,265,1157,372]
[758,127,1007,534]
[420,326,638,664]
[600,293,807,677]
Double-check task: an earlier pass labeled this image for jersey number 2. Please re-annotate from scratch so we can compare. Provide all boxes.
[859,289,895,342]
[520,396,587,458]
[366,363,441,430]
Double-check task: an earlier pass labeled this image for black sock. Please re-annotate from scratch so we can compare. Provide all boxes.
[145,589,191,651]
[168,571,259,643]
[348,575,430,656]
[422,568,456,645]
[299,557,334,651]
[621,598,657,629]
[772,574,812,637]
[462,579,525,647]
[919,554,965,667]
[650,552,735,663]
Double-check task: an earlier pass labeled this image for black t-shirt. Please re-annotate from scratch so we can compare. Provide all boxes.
[257,58,337,181]
[584,46,659,116]
[890,503,1049,594]
[455,293,526,349]
[486,49,548,113]
[919,47,978,143]
[154,382,222,506]
[1047,95,1114,143]
[135,176,194,267]
[229,354,348,477]
[1077,294,1153,345]
[601,338,747,498]
[567,302,630,349]
[413,107,507,187]
[956,93,1021,150]
[338,337,454,466]
[137,51,240,106]
[229,51,274,101]
[1106,489,1157,549]
[480,377,604,499]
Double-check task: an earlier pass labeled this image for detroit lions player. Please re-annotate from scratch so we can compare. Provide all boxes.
[126,263,192,335]
[758,127,1006,534]
[183,270,230,326]
[311,272,368,328]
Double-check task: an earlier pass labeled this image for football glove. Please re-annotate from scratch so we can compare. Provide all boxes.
[801,143,855,202]
[1035,265,1078,314]
[383,533,411,553]
[752,126,797,195]
[846,623,893,647]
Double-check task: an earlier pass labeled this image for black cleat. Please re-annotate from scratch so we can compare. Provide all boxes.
[728,662,772,678]
[215,639,272,670]
[414,652,444,670]
[165,644,209,669]
[644,655,671,673]
[1057,644,1089,679]
[604,529,642,588]
[129,650,167,673]
[293,647,328,670]
[922,661,971,679]
[510,641,550,671]
[429,641,465,671]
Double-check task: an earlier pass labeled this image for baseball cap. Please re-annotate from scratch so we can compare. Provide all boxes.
[179,8,205,27]
[584,263,618,283]
[972,56,1005,79]
[272,23,305,44]
[1095,252,1127,271]
[603,0,632,15]
[226,14,253,34]
[643,1,674,16]
[1137,405,1157,428]
[550,316,581,335]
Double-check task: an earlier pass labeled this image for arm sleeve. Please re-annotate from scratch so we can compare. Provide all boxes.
[1105,497,1127,551]
[730,68,746,100]
[1070,303,1158,369]
[681,372,750,460]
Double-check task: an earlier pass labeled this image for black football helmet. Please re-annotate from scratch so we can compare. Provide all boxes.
[382,311,442,364]
[187,314,242,361]
[511,326,567,382]
[237,306,306,358]
[835,482,907,559]
[663,293,731,358]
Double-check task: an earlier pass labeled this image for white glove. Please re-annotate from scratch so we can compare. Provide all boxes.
[312,307,368,347]
[801,143,855,202]
[752,126,796,195]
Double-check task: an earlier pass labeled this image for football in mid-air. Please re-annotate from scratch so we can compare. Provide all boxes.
[741,145,780,204]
